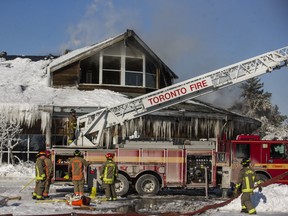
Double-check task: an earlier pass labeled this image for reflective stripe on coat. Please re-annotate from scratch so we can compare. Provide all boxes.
[100,160,118,184]
[237,166,256,193]
[68,156,89,181]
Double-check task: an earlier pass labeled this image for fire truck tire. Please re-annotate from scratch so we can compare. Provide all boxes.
[135,174,159,195]
[256,173,269,183]
[115,174,130,196]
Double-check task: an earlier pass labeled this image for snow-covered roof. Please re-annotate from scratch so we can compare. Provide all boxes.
[0,57,128,130]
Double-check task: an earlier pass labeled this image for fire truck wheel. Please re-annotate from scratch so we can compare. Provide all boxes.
[135,174,160,195]
[115,174,130,196]
[256,173,269,183]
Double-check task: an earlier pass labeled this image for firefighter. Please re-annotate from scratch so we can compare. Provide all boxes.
[66,109,77,145]
[235,158,262,215]
[100,152,118,201]
[43,150,53,198]
[65,149,89,196]
[32,151,46,200]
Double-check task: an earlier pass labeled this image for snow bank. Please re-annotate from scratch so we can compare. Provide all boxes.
[0,162,34,178]
[1,163,288,215]
[219,184,288,213]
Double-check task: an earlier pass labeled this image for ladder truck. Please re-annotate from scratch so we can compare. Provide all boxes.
[52,46,288,196]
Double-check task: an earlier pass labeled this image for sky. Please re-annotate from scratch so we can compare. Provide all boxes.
[1,0,288,115]
[1,163,288,215]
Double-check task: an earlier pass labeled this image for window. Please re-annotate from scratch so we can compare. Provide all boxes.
[146,73,156,88]
[80,56,99,84]
[125,57,143,86]
[236,144,250,159]
[270,144,286,159]
[103,56,121,85]
[86,70,93,83]
[79,42,159,88]
[146,61,157,88]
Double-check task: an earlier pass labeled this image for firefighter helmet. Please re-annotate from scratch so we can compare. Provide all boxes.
[45,150,51,157]
[38,151,46,157]
[105,152,114,159]
[241,158,250,166]
[74,149,81,156]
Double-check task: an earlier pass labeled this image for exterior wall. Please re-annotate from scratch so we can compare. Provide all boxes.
[52,62,80,87]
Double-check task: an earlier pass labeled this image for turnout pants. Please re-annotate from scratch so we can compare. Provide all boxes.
[102,183,117,200]
[35,180,45,198]
[43,178,51,197]
[241,192,256,214]
[72,179,85,196]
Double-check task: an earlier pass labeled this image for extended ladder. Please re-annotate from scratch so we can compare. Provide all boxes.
[76,46,288,146]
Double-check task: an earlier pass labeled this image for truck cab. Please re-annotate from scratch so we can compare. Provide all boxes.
[230,135,288,184]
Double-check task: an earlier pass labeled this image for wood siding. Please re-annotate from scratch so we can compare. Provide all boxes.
[52,62,80,87]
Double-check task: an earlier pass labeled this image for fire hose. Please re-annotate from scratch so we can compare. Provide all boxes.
[162,171,288,216]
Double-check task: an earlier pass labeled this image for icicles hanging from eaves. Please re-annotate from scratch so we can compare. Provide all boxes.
[0,103,50,132]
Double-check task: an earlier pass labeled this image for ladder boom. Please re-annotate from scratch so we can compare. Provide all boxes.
[76,46,288,147]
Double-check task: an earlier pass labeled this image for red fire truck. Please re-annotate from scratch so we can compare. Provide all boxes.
[228,135,288,185]
[52,135,288,196]
[51,46,288,196]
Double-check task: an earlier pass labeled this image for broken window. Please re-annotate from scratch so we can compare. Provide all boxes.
[80,55,99,84]
[146,61,157,89]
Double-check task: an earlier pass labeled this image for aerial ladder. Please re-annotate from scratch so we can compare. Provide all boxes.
[74,46,288,147]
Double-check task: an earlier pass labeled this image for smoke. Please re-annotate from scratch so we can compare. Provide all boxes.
[59,0,245,110]
[198,85,242,110]
[60,0,139,53]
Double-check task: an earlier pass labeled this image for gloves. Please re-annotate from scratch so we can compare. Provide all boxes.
[258,186,262,192]
[36,174,46,181]
[63,174,70,180]
[234,184,241,196]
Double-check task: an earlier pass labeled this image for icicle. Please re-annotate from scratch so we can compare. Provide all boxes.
[0,103,50,133]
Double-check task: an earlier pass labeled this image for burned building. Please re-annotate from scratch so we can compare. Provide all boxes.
[47,29,260,147]
[0,29,260,152]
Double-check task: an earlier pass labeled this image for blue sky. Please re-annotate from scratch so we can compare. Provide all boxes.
[1,0,288,115]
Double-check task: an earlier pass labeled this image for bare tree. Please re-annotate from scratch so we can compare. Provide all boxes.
[0,114,23,165]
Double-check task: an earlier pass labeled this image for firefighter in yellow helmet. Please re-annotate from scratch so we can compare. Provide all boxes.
[235,158,262,215]
[66,149,89,196]
[100,152,118,201]
[32,151,46,200]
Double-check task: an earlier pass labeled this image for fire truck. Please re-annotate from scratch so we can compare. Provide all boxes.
[51,45,288,196]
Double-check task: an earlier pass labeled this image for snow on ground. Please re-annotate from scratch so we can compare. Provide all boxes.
[1,163,288,215]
